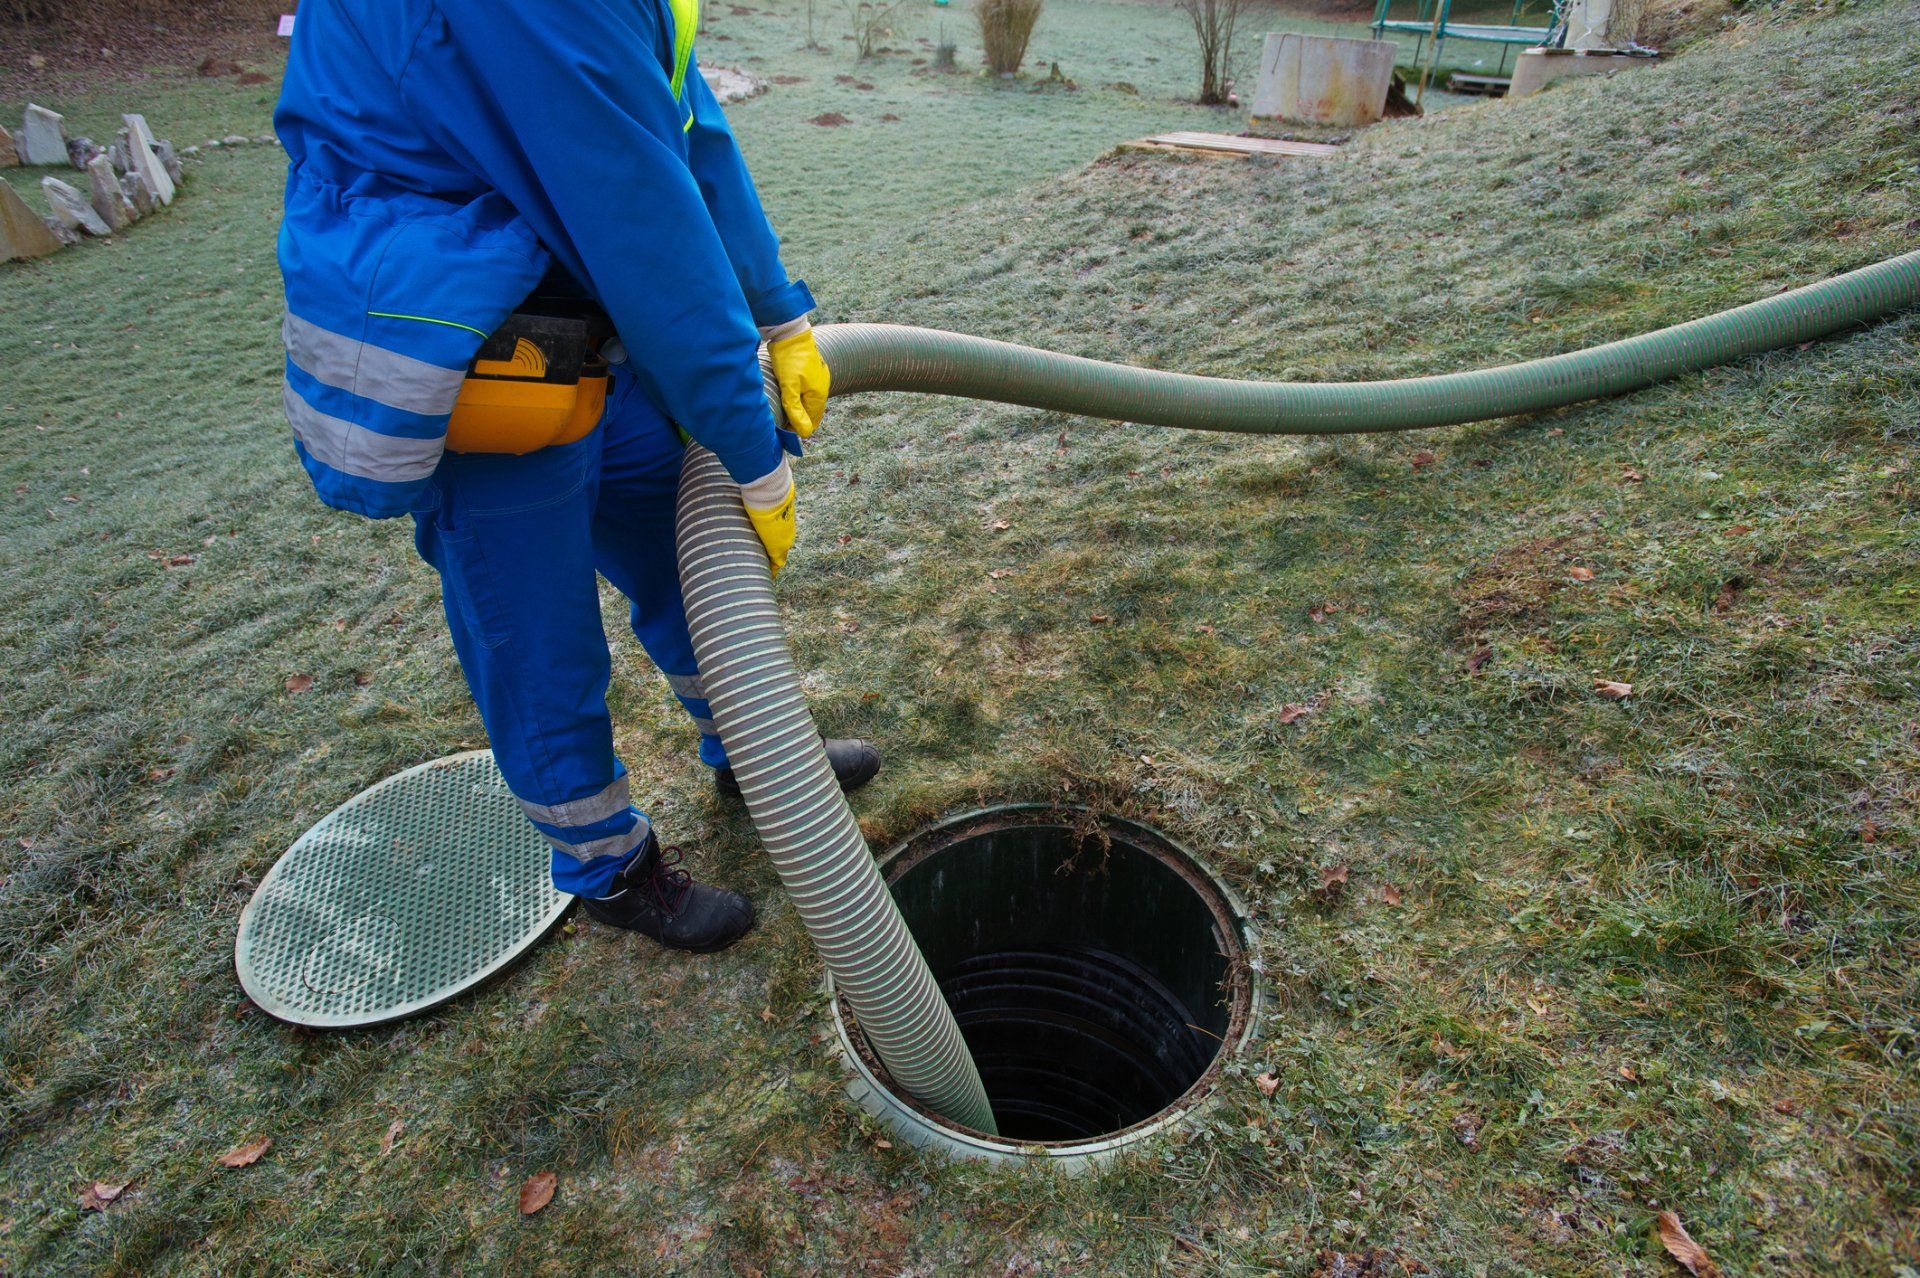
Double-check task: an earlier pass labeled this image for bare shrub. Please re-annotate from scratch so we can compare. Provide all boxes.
[975,0,1042,77]
[1175,0,1249,105]
[843,0,914,59]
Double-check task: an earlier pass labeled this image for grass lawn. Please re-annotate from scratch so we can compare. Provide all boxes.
[3,0,1918,1273]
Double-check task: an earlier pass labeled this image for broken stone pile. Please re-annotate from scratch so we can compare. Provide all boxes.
[2,104,191,262]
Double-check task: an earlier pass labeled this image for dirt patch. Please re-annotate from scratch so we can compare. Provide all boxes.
[807,112,852,127]
[1453,535,1577,635]
[0,3,281,94]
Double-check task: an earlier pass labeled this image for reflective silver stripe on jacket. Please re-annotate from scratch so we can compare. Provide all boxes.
[664,672,706,700]
[517,775,632,828]
[547,815,652,865]
[282,382,444,484]
[282,312,468,416]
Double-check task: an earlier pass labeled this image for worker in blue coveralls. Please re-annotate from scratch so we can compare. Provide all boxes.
[274,0,881,954]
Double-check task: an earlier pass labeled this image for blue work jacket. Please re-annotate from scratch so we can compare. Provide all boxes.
[275,0,812,518]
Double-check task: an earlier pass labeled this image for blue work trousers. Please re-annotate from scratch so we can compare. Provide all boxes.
[411,367,725,897]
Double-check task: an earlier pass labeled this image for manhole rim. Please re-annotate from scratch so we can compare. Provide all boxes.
[827,802,1264,1167]
[234,749,574,1029]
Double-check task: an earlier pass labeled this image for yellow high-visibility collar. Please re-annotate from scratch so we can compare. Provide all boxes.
[667,0,699,101]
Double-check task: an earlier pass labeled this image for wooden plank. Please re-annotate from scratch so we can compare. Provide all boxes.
[1130,132,1339,160]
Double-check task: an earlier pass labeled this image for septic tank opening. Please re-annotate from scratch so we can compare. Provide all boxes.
[838,806,1255,1150]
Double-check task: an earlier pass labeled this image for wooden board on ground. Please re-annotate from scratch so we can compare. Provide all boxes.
[1125,132,1339,160]
[1449,73,1512,96]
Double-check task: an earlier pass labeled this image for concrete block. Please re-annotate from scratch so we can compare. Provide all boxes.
[0,123,17,168]
[122,114,175,206]
[1250,33,1398,128]
[1509,48,1651,98]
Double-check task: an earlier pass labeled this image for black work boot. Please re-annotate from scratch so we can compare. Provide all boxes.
[581,833,755,953]
[714,737,882,799]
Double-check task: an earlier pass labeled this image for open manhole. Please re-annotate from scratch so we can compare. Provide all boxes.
[831,805,1260,1166]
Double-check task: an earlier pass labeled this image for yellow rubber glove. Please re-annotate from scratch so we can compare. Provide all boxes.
[766,321,830,439]
[739,458,797,576]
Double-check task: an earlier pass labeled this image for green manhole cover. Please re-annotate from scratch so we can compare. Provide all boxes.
[235,751,571,1028]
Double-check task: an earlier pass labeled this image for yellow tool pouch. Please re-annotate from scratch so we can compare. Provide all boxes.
[446,301,612,455]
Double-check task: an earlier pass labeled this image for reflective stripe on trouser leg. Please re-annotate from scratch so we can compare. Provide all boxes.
[410,428,652,897]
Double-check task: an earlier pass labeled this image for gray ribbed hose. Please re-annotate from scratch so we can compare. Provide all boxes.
[675,418,998,1134]
[675,251,1919,1134]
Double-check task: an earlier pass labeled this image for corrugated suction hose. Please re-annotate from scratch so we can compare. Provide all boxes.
[676,250,1919,1133]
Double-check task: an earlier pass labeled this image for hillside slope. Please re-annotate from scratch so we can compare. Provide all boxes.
[0,1,1914,1273]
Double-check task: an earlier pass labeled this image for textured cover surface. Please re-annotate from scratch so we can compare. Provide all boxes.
[235,751,569,1028]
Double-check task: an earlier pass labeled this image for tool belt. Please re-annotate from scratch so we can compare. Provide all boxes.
[445,295,613,455]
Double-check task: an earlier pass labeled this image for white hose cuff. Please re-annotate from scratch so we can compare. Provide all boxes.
[758,317,812,344]
[738,456,793,510]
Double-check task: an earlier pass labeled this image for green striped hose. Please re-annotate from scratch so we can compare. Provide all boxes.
[815,250,1920,434]
[678,250,1918,1134]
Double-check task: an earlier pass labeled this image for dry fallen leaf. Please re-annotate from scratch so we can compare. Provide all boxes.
[1465,646,1494,675]
[1653,1211,1721,1278]
[217,1137,271,1168]
[519,1170,557,1216]
[992,519,1011,531]
[987,567,1015,580]
[873,1138,893,1150]
[1314,864,1350,906]
[1410,449,1437,470]
[1619,1065,1641,1083]
[379,1118,404,1156]
[1255,1071,1280,1097]
[1622,466,1646,483]
[1593,679,1634,700]
[79,1180,129,1211]
[1723,523,1752,537]
[1450,1112,1481,1150]
[1088,613,1111,624]
[1568,566,1594,581]
[353,672,372,687]
[284,674,313,693]
[1381,883,1403,907]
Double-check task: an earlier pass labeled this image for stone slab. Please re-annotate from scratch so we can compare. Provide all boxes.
[43,175,111,235]
[0,123,17,168]
[0,179,62,260]
[20,104,70,166]
[122,114,176,206]
[124,168,156,216]
[1249,33,1396,128]
[87,155,136,230]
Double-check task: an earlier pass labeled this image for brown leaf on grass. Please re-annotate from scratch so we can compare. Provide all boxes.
[1314,864,1350,906]
[1088,613,1112,624]
[1255,1071,1280,1097]
[1653,1211,1721,1278]
[354,672,372,687]
[992,519,1011,531]
[217,1137,271,1168]
[1381,883,1403,907]
[1450,1112,1481,1150]
[1622,466,1646,483]
[1465,646,1494,675]
[987,567,1015,580]
[79,1180,129,1211]
[1723,523,1752,537]
[1593,679,1633,700]
[1410,449,1437,470]
[1277,692,1330,725]
[284,674,313,693]
[1859,819,1880,844]
[380,1118,404,1156]
[519,1170,557,1215]
[1568,566,1594,581]
[1618,1064,1641,1083]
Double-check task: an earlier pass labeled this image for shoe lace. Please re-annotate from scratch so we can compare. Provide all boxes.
[644,845,693,916]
